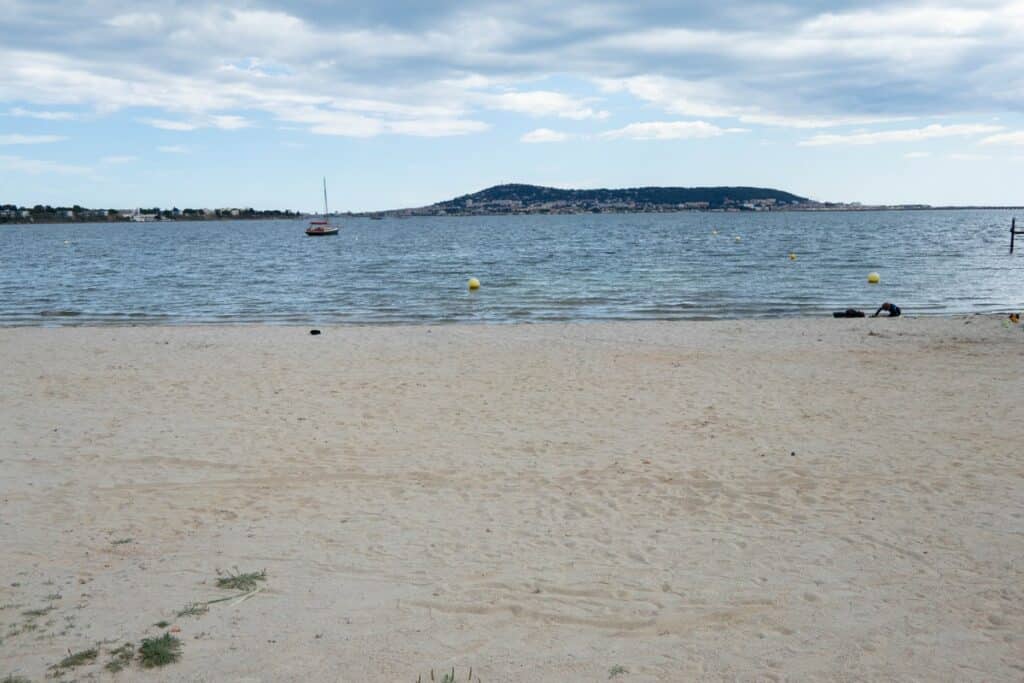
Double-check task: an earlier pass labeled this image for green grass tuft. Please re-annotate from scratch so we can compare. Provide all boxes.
[215,568,267,591]
[417,667,478,682]
[3,675,32,683]
[21,606,53,618]
[105,642,134,673]
[111,538,133,545]
[53,646,99,670]
[138,633,182,668]
[154,620,170,628]
[609,664,629,678]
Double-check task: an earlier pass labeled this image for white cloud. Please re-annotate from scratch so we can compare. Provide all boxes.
[521,128,570,143]
[0,155,90,175]
[0,45,484,139]
[208,115,251,130]
[100,155,137,164]
[144,119,199,131]
[2,0,1024,148]
[142,114,251,131]
[980,131,1024,145]
[950,153,991,161]
[0,134,66,145]
[388,118,489,136]
[599,6,996,66]
[8,107,77,120]
[597,75,908,130]
[105,12,164,32]
[799,124,1004,146]
[600,120,747,140]
[157,145,188,154]
[486,91,608,120]
[269,102,486,137]
[903,152,930,159]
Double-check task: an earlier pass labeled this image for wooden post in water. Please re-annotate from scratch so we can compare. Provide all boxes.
[1013,217,1018,254]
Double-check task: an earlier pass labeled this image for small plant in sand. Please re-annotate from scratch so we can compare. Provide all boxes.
[7,622,38,638]
[50,646,99,671]
[609,664,629,678]
[105,642,134,673]
[138,632,182,668]
[215,568,267,591]
[154,620,170,628]
[111,538,133,545]
[416,667,479,682]
[3,674,32,683]
[176,602,209,618]
[21,606,53,618]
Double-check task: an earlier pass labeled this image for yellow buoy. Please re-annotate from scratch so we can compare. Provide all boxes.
[867,272,881,284]
[788,253,797,260]
[468,277,480,290]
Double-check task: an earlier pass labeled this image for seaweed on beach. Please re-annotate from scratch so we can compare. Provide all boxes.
[215,568,266,591]
[176,602,209,618]
[51,646,99,671]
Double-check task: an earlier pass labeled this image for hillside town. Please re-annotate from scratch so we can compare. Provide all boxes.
[383,196,801,216]
[363,184,935,217]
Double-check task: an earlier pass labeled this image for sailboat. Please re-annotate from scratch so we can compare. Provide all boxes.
[306,177,339,236]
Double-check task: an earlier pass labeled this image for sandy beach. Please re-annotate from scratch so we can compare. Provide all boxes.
[1,318,1021,681]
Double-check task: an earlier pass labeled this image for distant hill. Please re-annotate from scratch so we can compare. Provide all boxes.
[375,183,810,216]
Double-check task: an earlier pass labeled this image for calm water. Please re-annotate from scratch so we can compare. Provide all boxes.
[1,210,1021,325]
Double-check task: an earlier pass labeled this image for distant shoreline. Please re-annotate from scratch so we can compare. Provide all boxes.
[2,205,1020,225]
[3,312,1017,329]
[351,205,1024,218]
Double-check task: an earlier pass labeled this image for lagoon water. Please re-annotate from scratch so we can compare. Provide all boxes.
[1,210,1021,325]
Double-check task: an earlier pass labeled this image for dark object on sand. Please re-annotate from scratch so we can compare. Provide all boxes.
[833,309,866,318]
[309,329,321,335]
[873,303,901,317]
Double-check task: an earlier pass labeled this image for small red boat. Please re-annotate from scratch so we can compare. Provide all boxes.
[306,220,338,236]
[306,177,339,236]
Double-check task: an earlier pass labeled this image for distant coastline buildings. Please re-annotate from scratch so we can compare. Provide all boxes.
[0,204,300,224]
[3,183,994,225]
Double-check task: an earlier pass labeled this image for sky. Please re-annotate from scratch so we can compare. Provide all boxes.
[2,0,1024,211]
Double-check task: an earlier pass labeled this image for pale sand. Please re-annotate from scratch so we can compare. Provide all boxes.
[0,318,1021,682]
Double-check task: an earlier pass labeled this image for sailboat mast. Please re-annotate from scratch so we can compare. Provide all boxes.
[322,177,329,218]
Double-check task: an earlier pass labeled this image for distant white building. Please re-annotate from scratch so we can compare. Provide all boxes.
[126,208,157,222]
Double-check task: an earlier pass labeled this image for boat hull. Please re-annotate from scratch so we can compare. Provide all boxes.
[305,227,339,236]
